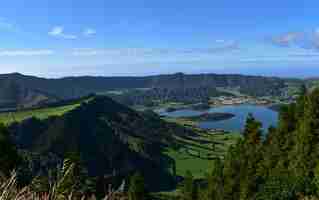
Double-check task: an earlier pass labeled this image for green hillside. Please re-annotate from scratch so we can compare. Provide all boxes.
[0,97,92,125]
[163,132,241,178]
[7,96,195,191]
[0,104,79,124]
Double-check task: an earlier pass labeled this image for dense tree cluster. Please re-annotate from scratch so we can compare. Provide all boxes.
[196,86,319,199]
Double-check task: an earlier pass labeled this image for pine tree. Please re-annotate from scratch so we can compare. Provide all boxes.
[240,114,263,200]
[292,89,319,179]
[295,83,307,119]
[223,142,243,200]
[243,113,262,145]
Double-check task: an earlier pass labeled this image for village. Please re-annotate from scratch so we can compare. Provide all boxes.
[208,95,273,106]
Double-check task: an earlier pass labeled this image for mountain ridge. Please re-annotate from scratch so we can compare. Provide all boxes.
[0,72,287,109]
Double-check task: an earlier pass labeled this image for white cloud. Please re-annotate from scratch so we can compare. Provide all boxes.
[48,26,63,35]
[215,39,225,43]
[72,48,104,56]
[48,26,77,39]
[0,49,54,56]
[83,28,96,36]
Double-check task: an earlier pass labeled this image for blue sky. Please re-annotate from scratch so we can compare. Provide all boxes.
[0,0,319,78]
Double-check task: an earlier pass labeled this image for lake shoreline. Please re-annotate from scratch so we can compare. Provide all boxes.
[159,104,279,132]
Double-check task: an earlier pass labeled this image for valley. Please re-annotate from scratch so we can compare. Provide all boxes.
[1,2,318,199]
[0,72,310,200]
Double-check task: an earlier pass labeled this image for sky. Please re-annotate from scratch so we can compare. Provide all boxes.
[0,0,319,78]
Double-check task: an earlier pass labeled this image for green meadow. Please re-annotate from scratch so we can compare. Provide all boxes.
[163,117,241,178]
[0,101,87,125]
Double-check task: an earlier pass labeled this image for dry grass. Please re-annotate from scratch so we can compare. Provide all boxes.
[0,170,127,200]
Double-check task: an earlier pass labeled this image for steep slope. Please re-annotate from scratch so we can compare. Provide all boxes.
[9,96,191,190]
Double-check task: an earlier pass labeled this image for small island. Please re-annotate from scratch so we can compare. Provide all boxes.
[183,112,235,122]
[165,107,179,112]
[191,102,211,110]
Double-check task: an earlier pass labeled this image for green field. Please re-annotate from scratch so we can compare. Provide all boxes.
[155,119,241,199]
[0,102,83,125]
[163,117,241,179]
[164,132,240,178]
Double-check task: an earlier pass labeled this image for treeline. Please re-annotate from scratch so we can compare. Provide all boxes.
[179,86,319,200]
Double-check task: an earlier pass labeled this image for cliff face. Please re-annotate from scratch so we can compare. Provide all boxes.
[0,72,286,109]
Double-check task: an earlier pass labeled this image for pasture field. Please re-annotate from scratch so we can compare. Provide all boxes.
[163,117,241,178]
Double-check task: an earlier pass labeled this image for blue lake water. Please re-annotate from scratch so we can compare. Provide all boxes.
[158,105,278,132]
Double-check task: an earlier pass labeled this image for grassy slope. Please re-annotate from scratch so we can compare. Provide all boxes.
[0,101,85,125]
[154,118,241,199]
[163,133,240,179]
[162,117,241,179]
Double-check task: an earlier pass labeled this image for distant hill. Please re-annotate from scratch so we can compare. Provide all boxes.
[8,96,192,191]
[0,72,287,109]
